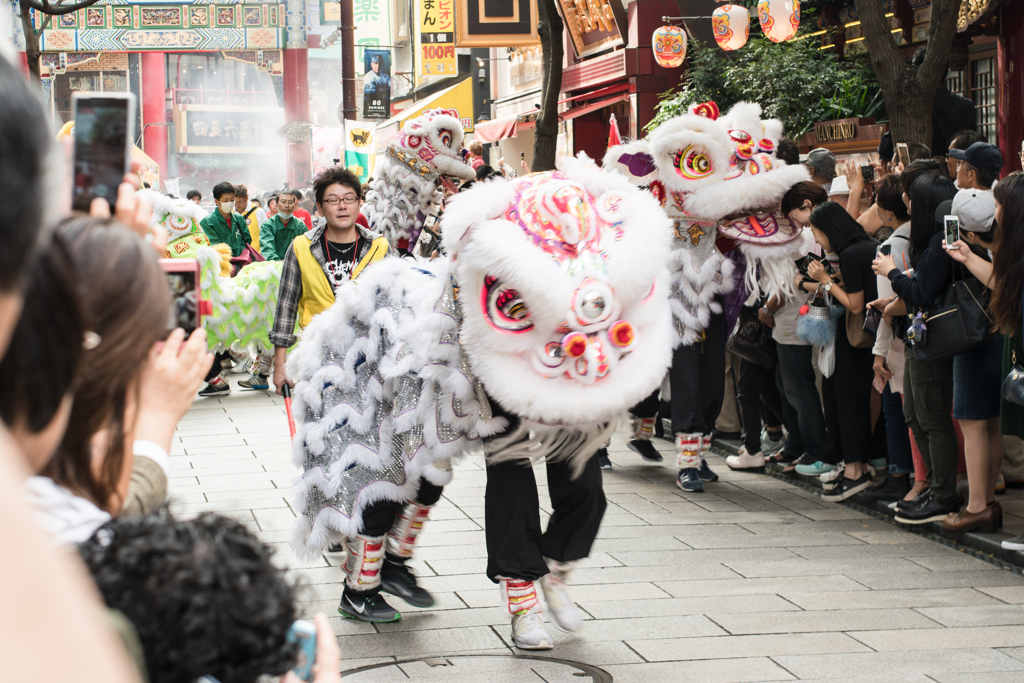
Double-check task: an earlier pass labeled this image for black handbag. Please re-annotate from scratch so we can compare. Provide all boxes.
[728,305,777,368]
[912,267,993,362]
[1001,350,1024,407]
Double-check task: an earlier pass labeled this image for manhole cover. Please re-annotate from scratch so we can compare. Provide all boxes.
[341,654,613,681]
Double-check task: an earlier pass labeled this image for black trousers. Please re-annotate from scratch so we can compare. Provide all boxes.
[204,351,232,383]
[631,312,727,435]
[359,478,444,537]
[484,453,606,583]
[820,320,875,465]
[737,358,785,454]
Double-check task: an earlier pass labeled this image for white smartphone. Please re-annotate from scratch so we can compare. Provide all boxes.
[944,215,960,248]
[71,92,136,212]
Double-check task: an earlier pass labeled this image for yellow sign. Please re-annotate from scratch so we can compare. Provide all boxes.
[418,0,456,78]
[379,77,476,141]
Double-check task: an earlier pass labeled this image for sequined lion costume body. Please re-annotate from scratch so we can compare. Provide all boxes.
[288,156,674,558]
[603,101,812,346]
[361,109,476,251]
[141,190,286,355]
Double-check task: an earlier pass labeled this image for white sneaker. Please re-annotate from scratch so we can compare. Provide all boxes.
[726,450,765,470]
[511,611,553,650]
[820,461,846,483]
[540,574,582,633]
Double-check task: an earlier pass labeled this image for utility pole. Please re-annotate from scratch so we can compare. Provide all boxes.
[340,0,356,120]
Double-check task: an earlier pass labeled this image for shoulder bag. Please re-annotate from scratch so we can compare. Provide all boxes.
[912,264,992,362]
[727,304,777,368]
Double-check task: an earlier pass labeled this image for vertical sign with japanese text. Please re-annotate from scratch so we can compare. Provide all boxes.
[417,0,455,79]
[362,49,392,118]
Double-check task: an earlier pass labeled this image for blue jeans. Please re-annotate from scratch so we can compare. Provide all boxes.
[775,343,825,458]
[881,384,912,474]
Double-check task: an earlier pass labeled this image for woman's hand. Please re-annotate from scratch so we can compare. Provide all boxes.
[868,295,895,312]
[282,613,341,683]
[873,355,893,383]
[872,253,896,277]
[134,329,214,453]
[807,259,830,284]
[945,239,973,264]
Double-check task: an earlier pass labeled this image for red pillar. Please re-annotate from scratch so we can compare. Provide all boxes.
[283,47,311,187]
[140,52,168,184]
[999,1,1024,175]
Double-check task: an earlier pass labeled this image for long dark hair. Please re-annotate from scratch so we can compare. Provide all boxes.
[907,173,957,265]
[45,218,170,513]
[991,173,1024,335]
[808,201,872,254]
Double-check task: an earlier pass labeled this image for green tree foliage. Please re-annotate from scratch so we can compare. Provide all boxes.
[647,37,886,138]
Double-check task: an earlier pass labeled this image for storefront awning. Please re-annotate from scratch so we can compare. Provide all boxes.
[560,93,630,122]
[474,116,519,144]
[376,78,475,149]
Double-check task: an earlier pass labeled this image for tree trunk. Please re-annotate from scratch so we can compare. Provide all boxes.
[532,0,563,172]
[853,0,960,148]
[20,5,44,85]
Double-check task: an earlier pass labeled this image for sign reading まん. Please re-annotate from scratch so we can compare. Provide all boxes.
[418,0,456,78]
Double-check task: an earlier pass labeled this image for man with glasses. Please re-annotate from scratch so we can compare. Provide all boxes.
[271,167,389,395]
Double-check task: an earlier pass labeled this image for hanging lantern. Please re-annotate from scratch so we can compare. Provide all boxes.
[712,4,750,51]
[652,26,687,68]
[758,0,800,43]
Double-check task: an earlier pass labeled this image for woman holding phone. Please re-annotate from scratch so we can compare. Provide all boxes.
[802,202,879,501]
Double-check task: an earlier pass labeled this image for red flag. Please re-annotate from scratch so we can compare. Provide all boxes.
[608,113,622,147]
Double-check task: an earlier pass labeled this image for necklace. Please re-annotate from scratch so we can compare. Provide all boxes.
[324,230,358,281]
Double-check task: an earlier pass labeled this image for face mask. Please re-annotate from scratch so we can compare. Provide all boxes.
[278,209,293,218]
[220,201,234,213]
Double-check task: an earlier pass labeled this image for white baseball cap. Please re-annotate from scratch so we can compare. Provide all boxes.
[952,188,995,234]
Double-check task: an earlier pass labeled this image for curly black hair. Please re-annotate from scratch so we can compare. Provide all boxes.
[79,511,298,683]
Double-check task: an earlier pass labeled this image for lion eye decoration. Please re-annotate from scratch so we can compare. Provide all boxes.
[481,275,533,333]
[438,129,454,148]
[672,144,713,180]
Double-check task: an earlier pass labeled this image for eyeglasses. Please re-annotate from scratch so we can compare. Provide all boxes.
[322,195,359,206]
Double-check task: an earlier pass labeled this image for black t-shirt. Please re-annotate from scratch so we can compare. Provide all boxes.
[323,239,358,287]
[838,238,879,304]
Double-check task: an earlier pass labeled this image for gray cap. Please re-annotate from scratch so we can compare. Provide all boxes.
[805,148,837,180]
[952,188,996,234]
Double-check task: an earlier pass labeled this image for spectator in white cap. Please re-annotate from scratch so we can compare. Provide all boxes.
[943,187,1003,534]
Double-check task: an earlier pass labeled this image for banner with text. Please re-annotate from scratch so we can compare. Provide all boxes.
[417,0,456,80]
[344,120,377,183]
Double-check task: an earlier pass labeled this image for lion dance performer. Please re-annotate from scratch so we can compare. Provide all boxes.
[289,148,675,649]
[604,101,810,490]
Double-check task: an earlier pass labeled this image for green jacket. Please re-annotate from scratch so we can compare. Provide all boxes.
[259,214,309,261]
[200,210,251,257]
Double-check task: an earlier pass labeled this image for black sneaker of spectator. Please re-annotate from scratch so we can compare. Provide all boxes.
[596,448,612,470]
[894,490,958,524]
[821,473,872,502]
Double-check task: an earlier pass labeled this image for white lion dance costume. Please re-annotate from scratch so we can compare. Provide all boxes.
[361,109,476,251]
[603,101,810,488]
[142,191,285,365]
[289,156,674,645]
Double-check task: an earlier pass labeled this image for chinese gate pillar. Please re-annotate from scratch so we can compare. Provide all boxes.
[140,52,168,185]
[283,47,312,187]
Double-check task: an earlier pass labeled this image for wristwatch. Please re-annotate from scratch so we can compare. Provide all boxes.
[823,280,833,293]
[761,305,773,317]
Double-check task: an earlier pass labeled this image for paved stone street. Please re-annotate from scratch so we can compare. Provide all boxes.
[170,381,1024,682]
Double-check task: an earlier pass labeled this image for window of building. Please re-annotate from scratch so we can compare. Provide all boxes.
[945,47,998,146]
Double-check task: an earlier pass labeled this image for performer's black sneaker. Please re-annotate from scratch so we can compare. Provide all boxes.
[381,557,435,608]
[198,380,230,397]
[338,588,402,622]
[596,448,612,470]
[676,468,704,492]
[627,438,663,462]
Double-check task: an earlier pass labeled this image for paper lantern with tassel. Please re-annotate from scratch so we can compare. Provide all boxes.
[757,0,800,43]
[712,4,750,51]
[652,26,687,68]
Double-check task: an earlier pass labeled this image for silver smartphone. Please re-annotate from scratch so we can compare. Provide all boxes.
[71,92,136,212]
[944,214,960,248]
